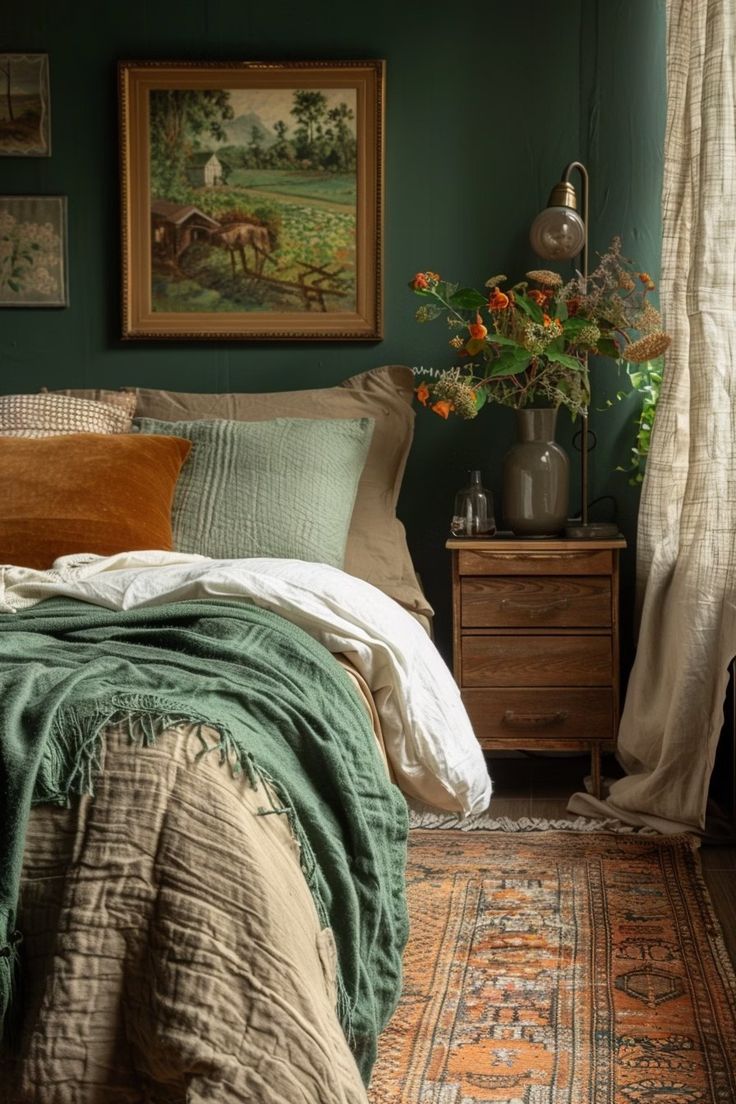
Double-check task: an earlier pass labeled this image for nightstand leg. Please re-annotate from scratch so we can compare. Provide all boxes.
[591,746,602,799]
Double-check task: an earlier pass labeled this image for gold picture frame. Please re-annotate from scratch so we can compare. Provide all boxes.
[119,59,384,341]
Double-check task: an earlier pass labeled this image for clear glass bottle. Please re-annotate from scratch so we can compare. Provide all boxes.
[451,470,496,537]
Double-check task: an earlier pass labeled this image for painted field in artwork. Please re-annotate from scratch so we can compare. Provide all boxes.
[149,87,357,314]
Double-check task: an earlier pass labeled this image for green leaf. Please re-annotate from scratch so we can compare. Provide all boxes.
[448,287,487,310]
[487,332,522,348]
[8,279,20,291]
[554,299,568,322]
[489,348,531,378]
[443,281,459,299]
[561,316,590,336]
[474,387,488,411]
[545,350,586,372]
[512,294,543,323]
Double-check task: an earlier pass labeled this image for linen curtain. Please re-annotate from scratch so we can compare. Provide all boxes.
[570,0,736,832]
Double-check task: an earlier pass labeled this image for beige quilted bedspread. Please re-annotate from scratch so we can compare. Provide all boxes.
[0,724,368,1103]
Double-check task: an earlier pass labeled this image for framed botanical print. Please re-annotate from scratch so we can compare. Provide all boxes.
[0,54,51,156]
[119,59,384,340]
[0,196,68,307]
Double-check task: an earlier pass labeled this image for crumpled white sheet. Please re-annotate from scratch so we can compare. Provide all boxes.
[0,551,491,816]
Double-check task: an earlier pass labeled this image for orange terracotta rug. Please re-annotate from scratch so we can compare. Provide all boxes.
[369,828,736,1103]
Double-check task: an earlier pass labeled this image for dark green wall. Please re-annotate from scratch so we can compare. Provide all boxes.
[0,0,665,666]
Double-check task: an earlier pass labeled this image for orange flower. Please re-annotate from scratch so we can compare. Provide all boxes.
[638,271,656,290]
[431,400,453,419]
[488,288,510,311]
[412,272,429,290]
[542,313,553,327]
[468,311,488,340]
[567,297,581,316]
[528,289,547,306]
[415,382,431,406]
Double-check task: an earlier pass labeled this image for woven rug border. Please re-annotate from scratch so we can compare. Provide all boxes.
[408,810,661,834]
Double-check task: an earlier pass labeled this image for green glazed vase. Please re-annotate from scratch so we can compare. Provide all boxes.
[502,407,569,537]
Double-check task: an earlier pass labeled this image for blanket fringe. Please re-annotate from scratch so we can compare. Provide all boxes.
[408,810,660,834]
[0,922,22,1051]
[28,696,355,1047]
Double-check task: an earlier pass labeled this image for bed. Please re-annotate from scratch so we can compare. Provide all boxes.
[0,367,491,1102]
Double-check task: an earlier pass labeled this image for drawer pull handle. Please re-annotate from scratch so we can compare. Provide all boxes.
[502,709,569,728]
[500,597,570,618]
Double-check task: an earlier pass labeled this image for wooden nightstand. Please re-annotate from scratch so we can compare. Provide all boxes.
[447,536,627,797]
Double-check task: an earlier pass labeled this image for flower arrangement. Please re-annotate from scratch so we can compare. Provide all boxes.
[410,237,670,429]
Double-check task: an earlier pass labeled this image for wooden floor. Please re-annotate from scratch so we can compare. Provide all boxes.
[486,753,736,967]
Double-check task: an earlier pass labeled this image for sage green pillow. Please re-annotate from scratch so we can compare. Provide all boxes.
[135,416,374,568]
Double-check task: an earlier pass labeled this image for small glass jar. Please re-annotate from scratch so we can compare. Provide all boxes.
[450,470,496,537]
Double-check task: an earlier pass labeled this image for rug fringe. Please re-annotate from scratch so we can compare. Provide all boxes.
[408,809,660,834]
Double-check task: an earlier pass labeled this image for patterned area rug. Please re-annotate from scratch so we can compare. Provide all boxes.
[369,828,736,1104]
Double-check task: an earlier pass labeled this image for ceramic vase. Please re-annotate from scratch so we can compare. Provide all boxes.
[502,407,569,537]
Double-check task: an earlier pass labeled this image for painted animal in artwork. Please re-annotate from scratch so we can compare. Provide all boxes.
[213,221,271,276]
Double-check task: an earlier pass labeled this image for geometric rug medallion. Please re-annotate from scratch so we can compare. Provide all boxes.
[369,829,736,1104]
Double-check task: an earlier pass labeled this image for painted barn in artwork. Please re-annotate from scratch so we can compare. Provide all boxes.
[186,151,224,186]
[150,200,220,259]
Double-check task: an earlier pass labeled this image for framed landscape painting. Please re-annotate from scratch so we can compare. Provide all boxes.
[0,196,68,307]
[0,54,51,156]
[119,60,384,340]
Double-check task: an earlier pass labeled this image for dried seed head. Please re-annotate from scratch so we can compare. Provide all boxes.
[624,331,671,362]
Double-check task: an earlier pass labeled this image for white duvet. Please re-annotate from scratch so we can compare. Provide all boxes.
[0,551,491,816]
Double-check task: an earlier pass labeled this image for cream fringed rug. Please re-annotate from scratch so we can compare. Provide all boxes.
[369,824,736,1103]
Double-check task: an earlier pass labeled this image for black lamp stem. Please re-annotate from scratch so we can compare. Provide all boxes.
[561,160,590,525]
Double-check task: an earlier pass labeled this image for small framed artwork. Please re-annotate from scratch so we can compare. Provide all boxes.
[0,54,51,156]
[0,196,68,307]
[119,59,384,340]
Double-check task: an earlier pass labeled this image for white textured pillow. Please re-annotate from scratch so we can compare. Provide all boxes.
[0,393,133,437]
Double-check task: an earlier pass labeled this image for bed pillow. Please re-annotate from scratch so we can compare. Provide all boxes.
[135,416,374,569]
[0,392,134,436]
[129,366,432,618]
[42,387,138,420]
[0,433,191,570]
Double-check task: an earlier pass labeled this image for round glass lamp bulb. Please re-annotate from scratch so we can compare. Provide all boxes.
[529,206,586,261]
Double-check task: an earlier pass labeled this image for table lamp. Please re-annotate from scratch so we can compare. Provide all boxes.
[529,160,618,540]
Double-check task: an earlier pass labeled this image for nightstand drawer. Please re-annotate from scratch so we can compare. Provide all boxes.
[461,634,612,687]
[462,688,613,744]
[457,549,613,577]
[461,575,611,628]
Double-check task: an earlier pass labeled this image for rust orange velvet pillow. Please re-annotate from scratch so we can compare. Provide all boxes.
[0,433,192,570]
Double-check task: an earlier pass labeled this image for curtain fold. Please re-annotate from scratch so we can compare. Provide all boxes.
[569,0,736,833]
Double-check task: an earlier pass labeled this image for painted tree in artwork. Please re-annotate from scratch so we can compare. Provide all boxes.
[149,90,234,197]
[0,58,14,123]
[290,90,328,162]
[326,102,356,171]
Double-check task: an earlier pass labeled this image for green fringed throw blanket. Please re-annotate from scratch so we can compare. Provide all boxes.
[0,597,408,1081]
